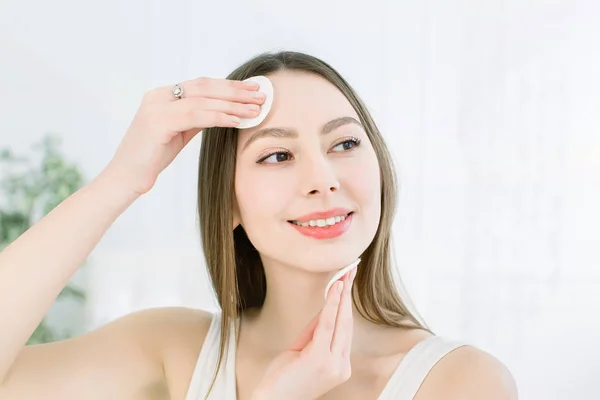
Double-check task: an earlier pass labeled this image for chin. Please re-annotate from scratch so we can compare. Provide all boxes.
[292,250,365,273]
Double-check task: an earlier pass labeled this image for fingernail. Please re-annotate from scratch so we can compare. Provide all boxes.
[230,116,240,125]
[337,281,344,293]
[245,81,260,88]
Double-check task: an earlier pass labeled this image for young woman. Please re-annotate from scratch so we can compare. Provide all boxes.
[0,51,518,399]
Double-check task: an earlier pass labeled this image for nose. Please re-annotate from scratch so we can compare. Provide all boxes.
[300,154,341,197]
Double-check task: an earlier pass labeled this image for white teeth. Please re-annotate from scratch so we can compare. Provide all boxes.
[292,214,349,227]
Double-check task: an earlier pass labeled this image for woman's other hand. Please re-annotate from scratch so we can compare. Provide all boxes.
[252,267,358,400]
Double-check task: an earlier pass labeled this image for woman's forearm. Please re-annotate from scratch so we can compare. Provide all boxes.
[0,168,140,383]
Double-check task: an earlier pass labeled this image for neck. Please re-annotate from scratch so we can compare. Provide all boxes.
[241,255,375,356]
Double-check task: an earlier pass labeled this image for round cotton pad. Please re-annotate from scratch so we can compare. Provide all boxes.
[324,258,361,300]
[238,75,274,129]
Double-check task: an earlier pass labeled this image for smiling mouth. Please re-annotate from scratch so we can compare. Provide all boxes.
[287,212,354,227]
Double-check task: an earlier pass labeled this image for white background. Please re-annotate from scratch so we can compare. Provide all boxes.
[1,0,599,398]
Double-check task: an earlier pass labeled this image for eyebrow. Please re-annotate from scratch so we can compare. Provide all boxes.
[241,116,363,152]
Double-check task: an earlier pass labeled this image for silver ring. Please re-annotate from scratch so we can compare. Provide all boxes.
[172,84,184,100]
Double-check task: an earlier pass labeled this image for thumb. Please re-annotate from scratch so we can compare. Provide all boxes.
[288,311,321,351]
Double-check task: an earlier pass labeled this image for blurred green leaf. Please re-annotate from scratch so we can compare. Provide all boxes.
[58,284,86,301]
[26,319,56,345]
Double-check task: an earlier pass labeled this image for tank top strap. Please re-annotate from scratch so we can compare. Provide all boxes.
[184,312,239,400]
[377,336,468,399]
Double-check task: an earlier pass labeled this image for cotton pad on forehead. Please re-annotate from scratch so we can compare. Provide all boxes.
[324,258,361,300]
[237,75,274,129]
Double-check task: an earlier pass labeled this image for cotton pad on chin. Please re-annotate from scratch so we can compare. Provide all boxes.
[324,258,361,300]
[237,75,274,129]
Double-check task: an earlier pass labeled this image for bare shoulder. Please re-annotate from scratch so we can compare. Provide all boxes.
[102,306,214,360]
[102,306,215,399]
[0,306,213,400]
[146,307,215,399]
[87,306,215,399]
[128,306,214,342]
[415,344,519,400]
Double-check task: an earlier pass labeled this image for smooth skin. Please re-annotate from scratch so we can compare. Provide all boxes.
[0,75,518,400]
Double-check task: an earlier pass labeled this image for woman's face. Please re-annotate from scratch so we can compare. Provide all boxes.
[234,70,381,271]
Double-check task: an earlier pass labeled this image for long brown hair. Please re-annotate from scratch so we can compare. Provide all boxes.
[197,51,432,398]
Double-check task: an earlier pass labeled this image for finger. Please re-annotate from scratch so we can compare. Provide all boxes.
[154,77,266,104]
[288,311,321,351]
[330,268,356,356]
[177,96,262,119]
[162,109,239,134]
[311,280,344,352]
[166,97,263,133]
[158,107,234,136]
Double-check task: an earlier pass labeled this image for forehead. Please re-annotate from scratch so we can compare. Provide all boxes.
[240,70,359,136]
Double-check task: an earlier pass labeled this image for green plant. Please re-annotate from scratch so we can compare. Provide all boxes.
[0,134,87,344]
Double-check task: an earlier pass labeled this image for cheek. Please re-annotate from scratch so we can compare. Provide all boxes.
[348,154,381,212]
[234,168,296,256]
[349,154,382,249]
[235,168,294,224]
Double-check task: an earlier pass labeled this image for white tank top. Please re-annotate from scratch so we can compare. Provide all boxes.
[184,312,467,400]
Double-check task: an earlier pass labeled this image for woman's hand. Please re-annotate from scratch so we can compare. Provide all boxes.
[252,267,358,400]
[103,77,265,196]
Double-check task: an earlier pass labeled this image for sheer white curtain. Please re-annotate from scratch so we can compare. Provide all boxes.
[1,0,598,398]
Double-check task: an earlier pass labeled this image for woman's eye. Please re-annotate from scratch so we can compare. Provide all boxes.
[258,151,292,164]
[331,137,361,152]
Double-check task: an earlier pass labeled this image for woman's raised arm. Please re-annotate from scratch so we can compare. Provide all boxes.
[0,78,265,399]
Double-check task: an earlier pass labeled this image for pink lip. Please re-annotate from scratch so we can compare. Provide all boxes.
[288,212,354,239]
[291,207,353,223]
